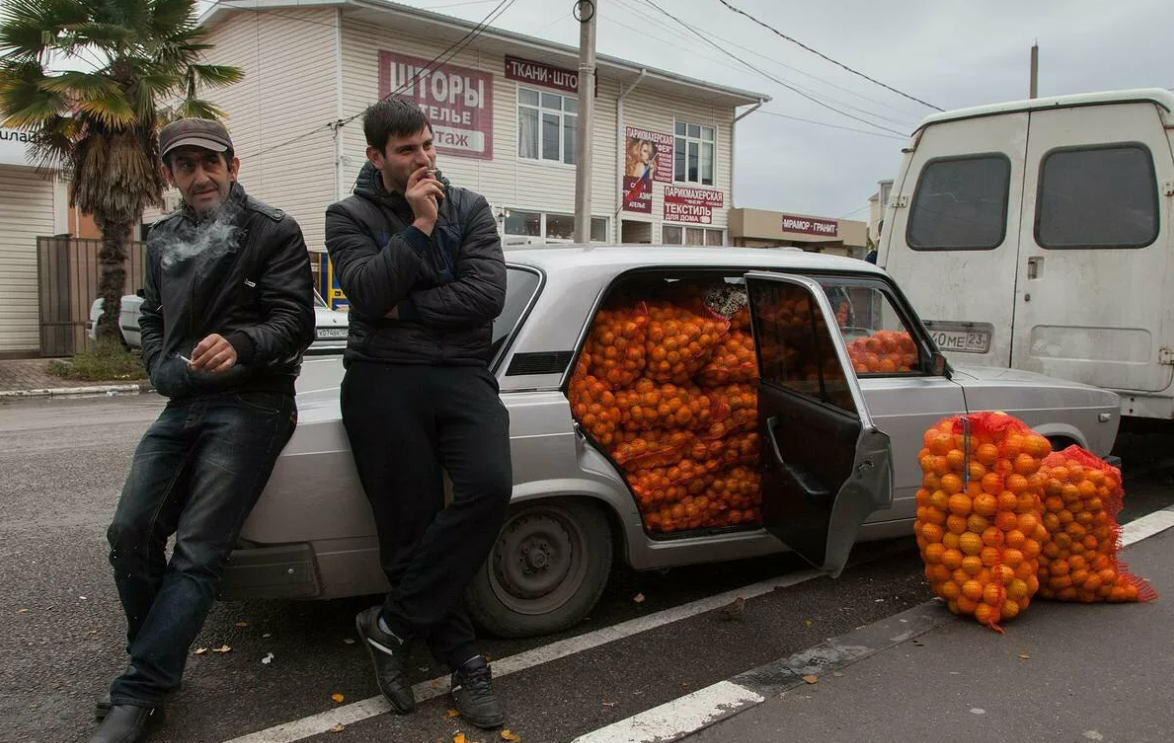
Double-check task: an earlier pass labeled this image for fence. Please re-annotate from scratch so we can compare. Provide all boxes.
[37,236,147,357]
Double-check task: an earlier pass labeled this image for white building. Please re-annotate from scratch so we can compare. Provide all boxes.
[195,0,770,258]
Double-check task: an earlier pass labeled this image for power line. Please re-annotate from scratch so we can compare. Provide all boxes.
[636,0,910,137]
[756,109,908,140]
[711,0,943,112]
[239,0,517,160]
[613,0,916,129]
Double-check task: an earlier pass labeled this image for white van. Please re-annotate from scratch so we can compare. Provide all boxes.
[880,88,1174,420]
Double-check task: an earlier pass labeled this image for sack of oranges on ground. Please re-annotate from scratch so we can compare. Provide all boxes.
[916,412,1053,632]
[1035,446,1157,603]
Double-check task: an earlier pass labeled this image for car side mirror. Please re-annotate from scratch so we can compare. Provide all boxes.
[931,351,950,378]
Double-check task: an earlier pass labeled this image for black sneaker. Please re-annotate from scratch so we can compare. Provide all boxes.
[354,606,415,714]
[450,655,504,729]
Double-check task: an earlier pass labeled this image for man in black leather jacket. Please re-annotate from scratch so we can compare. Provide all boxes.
[88,118,315,743]
[325,99,510,729]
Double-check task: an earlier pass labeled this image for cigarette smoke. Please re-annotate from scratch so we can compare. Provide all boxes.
[160,200,243,270]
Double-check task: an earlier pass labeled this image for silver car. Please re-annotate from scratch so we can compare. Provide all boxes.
[220,246,1120,638]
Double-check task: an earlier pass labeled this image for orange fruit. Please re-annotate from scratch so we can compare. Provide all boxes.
[962,579,984,601]
[1017,512,1040,534]
[1022,539,1042,560]
[982,527,1005,548]
[942,548,964,570]
[961,555,984,576]
[976,443,1000,466]
[942,532,961,551]
[958,532,984,556]
[920,523,944,544]
[923,543,945,564]
[947,515,969,535]
[966,514,990,534]
[1004,529,1027,549]
[983,582,1006,606]
[946,449,966,472]
[1002,548,1024,568]
[1000,598,1021,620]
[957,596,979,615]
[1022,434,1051,458]
[1006,473,1029,494]
[948,494,973,516]
[973,603,997,626]
[939,580,962,600]
[980,546,1000,567]
[973,493,998,517]
[997,491,1019,512]
[1006,578,1029,602]
[995,511,1019,531]
[940,473,963,495]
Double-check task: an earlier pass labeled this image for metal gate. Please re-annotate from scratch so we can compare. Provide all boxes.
[37,236,147,357]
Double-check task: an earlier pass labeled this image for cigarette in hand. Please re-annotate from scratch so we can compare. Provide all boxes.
[179,354,192,364]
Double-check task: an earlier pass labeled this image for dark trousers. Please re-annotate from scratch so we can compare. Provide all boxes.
[340,362,512,671]
[106,391,297,706]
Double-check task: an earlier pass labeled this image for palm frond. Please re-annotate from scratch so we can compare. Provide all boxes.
[174,97,226,121]
[150,0,198,36]
[74,93,137,128]
[188,63,243,89]
[38,70,122,99]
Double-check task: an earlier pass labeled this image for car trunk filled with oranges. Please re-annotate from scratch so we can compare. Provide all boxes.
[915,413,1155,633]
[568,279,764,534]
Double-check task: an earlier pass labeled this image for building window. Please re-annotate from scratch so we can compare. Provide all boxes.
[907,154,1010,251]
[1036,144,1158,249]
[662,225,723,246]
[518,88,577,165]
[674,122,715,185]
[503,209,606,242]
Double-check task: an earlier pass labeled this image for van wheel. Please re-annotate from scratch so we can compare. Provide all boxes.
[466,499,613,639]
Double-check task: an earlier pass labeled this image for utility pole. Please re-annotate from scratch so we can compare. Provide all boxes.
[1029,41,1039,99]
[573,0,597,244]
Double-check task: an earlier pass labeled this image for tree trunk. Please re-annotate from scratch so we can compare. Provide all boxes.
[95,219,130,344]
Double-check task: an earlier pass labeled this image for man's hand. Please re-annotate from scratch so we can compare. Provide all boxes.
[384,306,399,319]
[405,166,443,234]
[189,333,238,373]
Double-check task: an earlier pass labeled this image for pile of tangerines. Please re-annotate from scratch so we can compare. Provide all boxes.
[847,330,919,374]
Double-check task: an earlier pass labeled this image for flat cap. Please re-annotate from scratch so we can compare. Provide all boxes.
[159,118,233,157]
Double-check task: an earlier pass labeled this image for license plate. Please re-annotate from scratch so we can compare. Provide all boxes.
[316,327,348,339]
[924,321,993,354]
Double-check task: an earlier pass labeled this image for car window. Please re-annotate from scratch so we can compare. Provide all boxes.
[907,154,1010,251]
[814,278,925,376]
[492,267,542,358]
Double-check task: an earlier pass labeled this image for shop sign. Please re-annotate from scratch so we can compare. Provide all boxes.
[663,185,724,224]
[0,126,35,167]
[621,175,652,213]
[781,214,838,237]
[624,126,673,183]
[504,55,596,95]
[379,51,494,160]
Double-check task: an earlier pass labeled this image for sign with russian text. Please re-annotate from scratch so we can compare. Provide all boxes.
[379,51,494,160]
[781,214,838,237]
[663,185,724,224]
[624,126,673,184]
[621,175,652,213]
[505,55,596,96]
[0,126,34,167]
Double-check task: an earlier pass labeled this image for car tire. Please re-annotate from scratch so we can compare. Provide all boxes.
[466,499,613,639]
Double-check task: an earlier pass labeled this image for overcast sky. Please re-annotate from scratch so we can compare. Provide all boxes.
[305,0,1166,222]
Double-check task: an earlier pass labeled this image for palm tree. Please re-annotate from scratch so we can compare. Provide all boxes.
[0,0,243,343]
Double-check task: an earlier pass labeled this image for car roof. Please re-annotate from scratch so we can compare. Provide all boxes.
[914,87,1174,132]
[504,244,886,276]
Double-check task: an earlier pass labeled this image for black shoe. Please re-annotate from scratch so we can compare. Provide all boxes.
[95,692,111,721]
[355,606,415,714]
[450,655,504,729]
[87,704,162,743]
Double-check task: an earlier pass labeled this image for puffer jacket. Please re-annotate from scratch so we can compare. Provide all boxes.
[139,182,316,400]
[324,162,506,367]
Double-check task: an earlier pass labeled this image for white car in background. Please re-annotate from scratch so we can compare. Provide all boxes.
[87,290,349,353]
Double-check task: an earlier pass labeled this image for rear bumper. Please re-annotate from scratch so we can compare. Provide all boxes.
[216,543,321,601]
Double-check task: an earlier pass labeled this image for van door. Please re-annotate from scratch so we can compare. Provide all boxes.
[745,272,894,577]
[882,113,1028,368]
[1013,102,1174,393]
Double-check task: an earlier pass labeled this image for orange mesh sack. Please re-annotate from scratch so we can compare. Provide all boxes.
[612,429,695,471]
[615,379,726,432]
[633,459,720,533]
[847,331,920,374]
[696,329,759,386]
[915,412,1053,632]
[567,373,621,447]
[644,301,731,384]
[583,302,649,388]
[703,465,762,527]
[1036,446,1157,603]
[697,383,757,440]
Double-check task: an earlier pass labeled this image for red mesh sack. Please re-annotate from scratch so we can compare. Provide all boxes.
[583,302,648,388]
[696,329,759,386]
[697,383,757,440]
[567,372,621,447]
[644,301,731,384]
[701,465,762,528]
[1036,446,1157,603]
[847,331,920,374]
[614,379,726,432]
[687,430,761,470]
[612,429,695,471]
[632,459,720,533]
[915,412,1054,632]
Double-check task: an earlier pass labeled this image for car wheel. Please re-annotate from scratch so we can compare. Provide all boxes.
[466,499,613,639]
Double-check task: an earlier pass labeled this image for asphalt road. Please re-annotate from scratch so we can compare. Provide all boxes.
[2,392,1171,743]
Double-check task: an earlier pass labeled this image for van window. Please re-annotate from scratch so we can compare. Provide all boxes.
[1036,144,1159,249]
[815,279,927,376]
[907,154,1010,251]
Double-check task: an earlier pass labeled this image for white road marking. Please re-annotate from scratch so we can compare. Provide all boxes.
[570,681,764,743]
[218,567,824,743]
[1120,506,1174,547]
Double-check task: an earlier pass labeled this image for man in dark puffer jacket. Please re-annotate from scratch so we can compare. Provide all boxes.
[90,118,315,743]
[325,99,511,730]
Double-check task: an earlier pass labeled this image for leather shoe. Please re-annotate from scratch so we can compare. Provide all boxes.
[87,704,162,743]
[355,606,415,713]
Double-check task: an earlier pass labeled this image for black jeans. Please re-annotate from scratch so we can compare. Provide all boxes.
[106,391,297,706]
[341,362,512,670]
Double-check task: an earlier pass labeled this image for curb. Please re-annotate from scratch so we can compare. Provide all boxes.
[0,382,153,399]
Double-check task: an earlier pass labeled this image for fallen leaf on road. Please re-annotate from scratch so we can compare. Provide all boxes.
[1019,653,1030,660]
[804,619,813,627]
[446,709,460,718]
[602,701,616,707]
[633,593,645,603]
[193,648,208,655]
[331,693,345,704]
[16,608,28,614]
[261,653,274,665]
[432,679,442,689]
[235,622,249,628]
[86,630,98,635]
[501,731,520,741]
[802,675,819,685]
[484,654,493,662]
[330,724,345,733]
[342,638,356,645]
[79,596,87,600]
[454,734,466,743]
[262,633,271,638]
[211,645,232,653]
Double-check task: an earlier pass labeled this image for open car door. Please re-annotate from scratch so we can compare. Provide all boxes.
[745,272,894,577]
